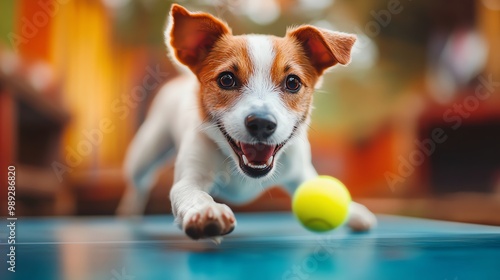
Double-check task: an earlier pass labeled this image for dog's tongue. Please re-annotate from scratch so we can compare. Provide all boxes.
[240,143,276,163]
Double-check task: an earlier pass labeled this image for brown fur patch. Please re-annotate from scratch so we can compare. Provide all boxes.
[194,32,336,123]
[286,25,356,74]
[169,4,231,72]
[271,36,320,115]
[196,35,252,121]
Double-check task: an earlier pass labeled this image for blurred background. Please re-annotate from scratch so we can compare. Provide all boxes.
[1,0,499,225]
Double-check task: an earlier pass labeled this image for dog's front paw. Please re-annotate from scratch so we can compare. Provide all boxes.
[347,202,377,232]
[182,203,236,240]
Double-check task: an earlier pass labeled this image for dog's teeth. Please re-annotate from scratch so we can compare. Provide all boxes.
[266,156,273,166]
[243,155,273,169]
[247,162,267,169]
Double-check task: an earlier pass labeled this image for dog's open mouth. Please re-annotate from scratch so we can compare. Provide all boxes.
[218,125,286,178]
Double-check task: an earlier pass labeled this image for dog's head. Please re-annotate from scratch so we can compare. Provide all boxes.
[166,4,355,179]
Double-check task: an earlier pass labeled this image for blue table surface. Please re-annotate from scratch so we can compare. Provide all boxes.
[1,213,500,280]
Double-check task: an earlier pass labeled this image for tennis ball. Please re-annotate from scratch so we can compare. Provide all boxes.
[292,176,351,232]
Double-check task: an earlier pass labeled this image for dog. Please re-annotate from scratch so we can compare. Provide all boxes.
[117,4,377,240]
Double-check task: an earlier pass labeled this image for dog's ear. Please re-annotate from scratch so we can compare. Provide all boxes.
[166,4,231,72]
[287,25,356,74]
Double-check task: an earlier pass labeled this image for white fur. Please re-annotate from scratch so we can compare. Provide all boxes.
[118,19,376,240]
[118,78,376,239]
[246,35,276,99]
[221,36,298,147]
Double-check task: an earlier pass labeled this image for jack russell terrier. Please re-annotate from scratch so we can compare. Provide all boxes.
[118,4,377,240]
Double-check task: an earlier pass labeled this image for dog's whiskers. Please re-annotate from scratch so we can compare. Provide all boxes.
[120,3,377,242]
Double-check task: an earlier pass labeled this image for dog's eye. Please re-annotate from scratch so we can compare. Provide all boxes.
[285,75,301,93]
[218,72,236,89]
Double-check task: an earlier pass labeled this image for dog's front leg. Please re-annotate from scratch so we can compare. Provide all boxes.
[170,132,236,240]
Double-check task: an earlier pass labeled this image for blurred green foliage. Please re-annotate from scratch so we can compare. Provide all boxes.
[0,0,16,49]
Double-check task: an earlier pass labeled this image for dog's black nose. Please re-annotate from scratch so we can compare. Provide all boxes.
[245,114,277,140]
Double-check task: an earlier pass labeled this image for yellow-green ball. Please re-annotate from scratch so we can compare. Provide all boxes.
[292,176,351,232]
